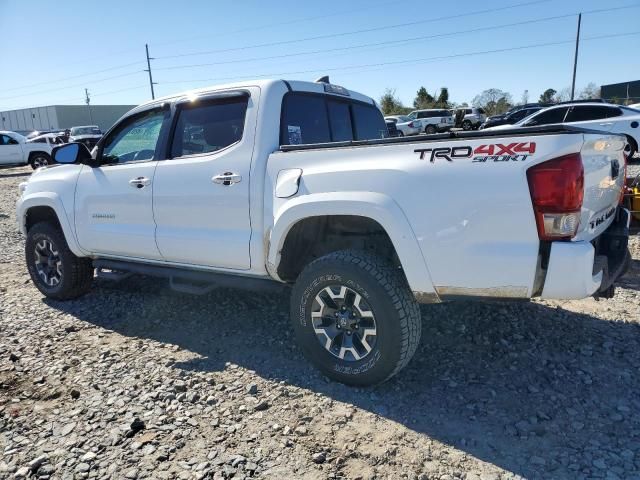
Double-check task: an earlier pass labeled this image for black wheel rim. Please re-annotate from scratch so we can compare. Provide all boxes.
[33,156,48,168]
[34,239,62,287]
[311,285,377,362]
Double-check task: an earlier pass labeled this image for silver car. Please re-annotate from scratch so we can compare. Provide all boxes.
[384,115,422,136]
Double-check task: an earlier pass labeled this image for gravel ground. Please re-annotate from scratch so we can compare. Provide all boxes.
[1,164,639,480]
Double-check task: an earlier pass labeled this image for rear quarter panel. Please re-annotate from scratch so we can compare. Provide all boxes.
[267,133,588,298]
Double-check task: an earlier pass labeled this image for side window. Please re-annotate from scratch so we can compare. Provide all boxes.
[417,112,427,119]
[525,107,568,126]
[171,97,248,158]
[2,135,18,145]
[352,104,388,140]
[605,106,623,118]
[101,109,165,165]
[465,109,472,115]
[327,101,353,142]
[565,106,611,123]
[281,94,330,145]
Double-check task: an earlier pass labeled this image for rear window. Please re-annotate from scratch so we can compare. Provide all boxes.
[328,100,353,142]
[565,105,616,123]
[170,97,247,158]
[280,93,386,145]
[352,104,387,140]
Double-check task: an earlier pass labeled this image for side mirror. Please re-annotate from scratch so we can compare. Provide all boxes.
[51,142,93,165]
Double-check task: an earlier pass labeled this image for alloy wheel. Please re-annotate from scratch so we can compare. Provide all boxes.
[311,285,378,361]
[34,239,62,287]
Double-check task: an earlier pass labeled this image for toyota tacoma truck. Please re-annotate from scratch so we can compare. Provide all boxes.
[16,78,631,386]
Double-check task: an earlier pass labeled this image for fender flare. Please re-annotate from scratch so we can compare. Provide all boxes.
[17,192,87,257]
[267,191,438,299]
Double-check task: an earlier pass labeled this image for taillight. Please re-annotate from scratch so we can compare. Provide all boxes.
[526,153,584,241]
[408,122,415,128]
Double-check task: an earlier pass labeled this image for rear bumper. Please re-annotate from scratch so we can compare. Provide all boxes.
[541,208,631,299]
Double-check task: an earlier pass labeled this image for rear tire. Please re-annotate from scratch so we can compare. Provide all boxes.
[290,250,422,386]
[625,135,638,159]
[25,222,93,300]
[462,120,473,131]
[29,153,52,169]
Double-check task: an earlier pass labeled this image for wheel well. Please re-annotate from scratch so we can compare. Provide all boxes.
[625,135,638,155]
[25,206,61,232]
[28,151,51,161]
[277,215,401,282]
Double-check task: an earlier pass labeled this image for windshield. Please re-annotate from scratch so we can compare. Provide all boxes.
[71,126,101,136]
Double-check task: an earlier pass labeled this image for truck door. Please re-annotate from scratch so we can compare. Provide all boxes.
[0,134,23,164]
[152,89,257,270]
[74,108,169,259]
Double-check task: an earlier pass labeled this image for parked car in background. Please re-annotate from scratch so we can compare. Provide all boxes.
[385,119,401,137]
[407,109,453,134]
[453,107,486,130]
[27,133,66,147]
[0,130,53,168]
[384,115,422,136]
[69,125,103,150]
[483,102,640,156]
[480,106,543,129]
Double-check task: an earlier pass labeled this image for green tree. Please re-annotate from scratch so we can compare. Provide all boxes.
[414,87,434,109]
[379,88,406,115]
[436,87,450,108]
[471,88,513,116]
[539,88,557,104]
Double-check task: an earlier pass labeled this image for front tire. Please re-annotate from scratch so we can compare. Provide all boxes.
[462,120,473,131]
[290,250,422,386]
[25,222,93,300]
[29,153,52,169]
[425,125,436,135]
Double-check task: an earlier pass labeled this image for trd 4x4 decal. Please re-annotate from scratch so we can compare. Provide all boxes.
[415,142,536,163]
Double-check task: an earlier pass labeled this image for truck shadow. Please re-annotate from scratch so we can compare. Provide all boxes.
[44,276,640,478]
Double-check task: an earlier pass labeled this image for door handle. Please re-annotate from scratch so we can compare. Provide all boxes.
[129,176,151,188]
[212,172,242,186]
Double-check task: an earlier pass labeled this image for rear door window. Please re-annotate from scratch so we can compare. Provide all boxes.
[351,104,388,140]
[171,97,248,158]
[565,106,613,123]
[328,100,353,142]
[281,94,330,145]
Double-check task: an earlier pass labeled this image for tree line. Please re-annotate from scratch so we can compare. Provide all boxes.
[380,82,602,117]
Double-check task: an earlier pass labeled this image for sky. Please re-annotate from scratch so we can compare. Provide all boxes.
[1,0,639,111]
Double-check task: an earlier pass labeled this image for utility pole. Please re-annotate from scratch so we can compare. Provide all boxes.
[570,13,582,101]
[145,44,156,100]
[85,88,94,124]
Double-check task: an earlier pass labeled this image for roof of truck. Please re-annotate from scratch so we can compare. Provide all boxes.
[135,79,376,112]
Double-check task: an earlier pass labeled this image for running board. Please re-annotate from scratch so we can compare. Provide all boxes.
[93,259,288,294]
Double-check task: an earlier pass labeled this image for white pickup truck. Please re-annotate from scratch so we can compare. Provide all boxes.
[16,78,631,386]
[1,130,54,168]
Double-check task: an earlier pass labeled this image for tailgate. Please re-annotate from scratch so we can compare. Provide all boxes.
[574,133,627,242]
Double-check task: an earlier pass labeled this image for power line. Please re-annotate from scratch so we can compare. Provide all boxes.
[155,0,552,60]
[154,7,637,72]
[0,71,145,101]
[1,61,145,94]
[159,31,640,87]
[152,0,406,48]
